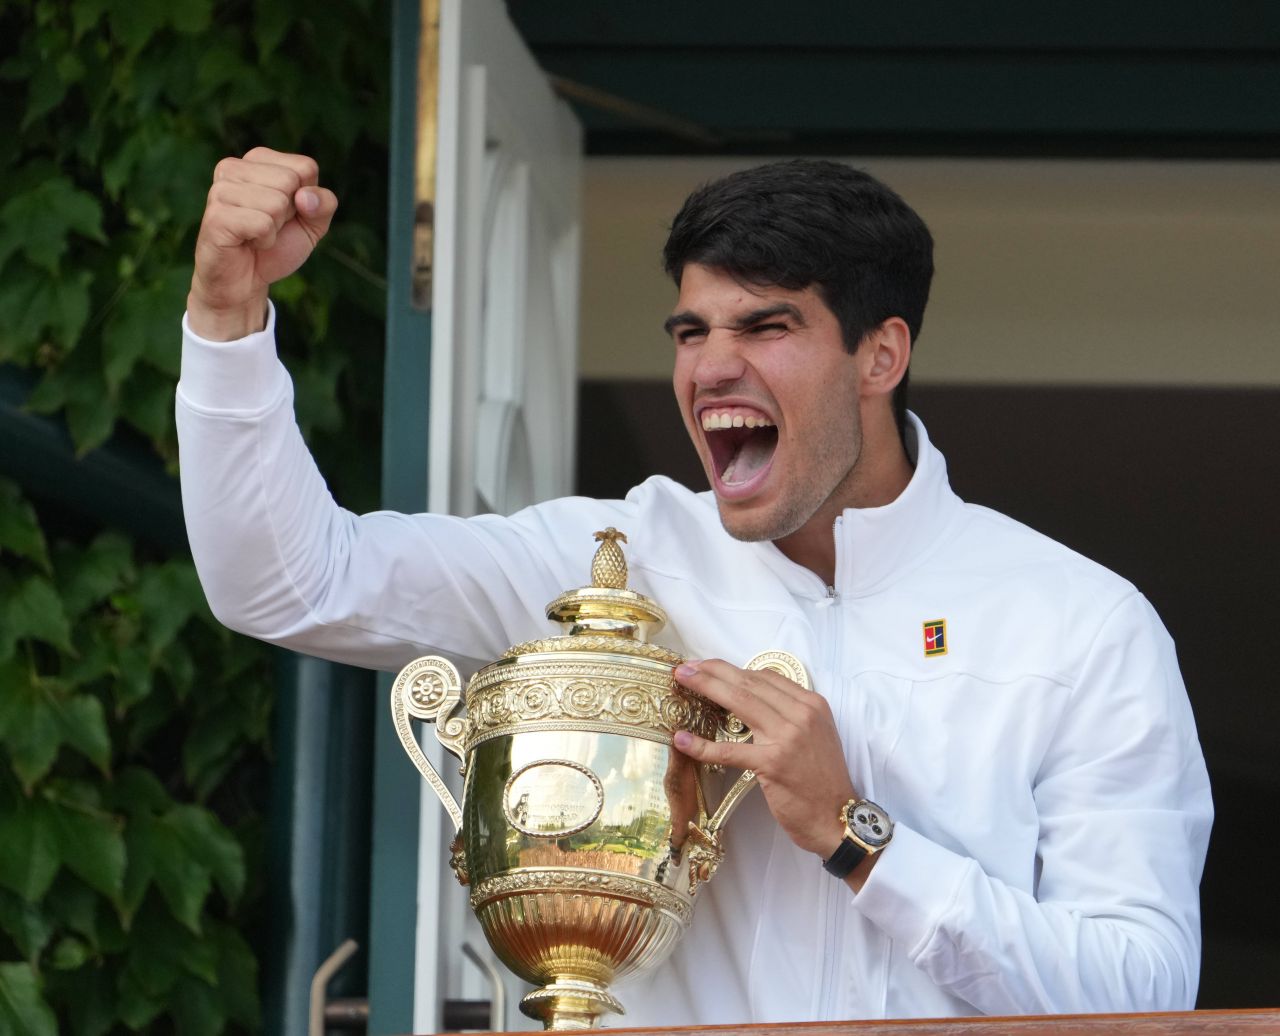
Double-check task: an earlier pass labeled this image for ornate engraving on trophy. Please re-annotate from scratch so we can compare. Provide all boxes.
[504,759,605,837]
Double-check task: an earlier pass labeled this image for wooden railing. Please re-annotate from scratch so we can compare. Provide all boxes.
[590,1011,1280,1036]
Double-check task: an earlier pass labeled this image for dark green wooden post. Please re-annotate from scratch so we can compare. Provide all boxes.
[368,0,435,1031]
[262,655,374,1034]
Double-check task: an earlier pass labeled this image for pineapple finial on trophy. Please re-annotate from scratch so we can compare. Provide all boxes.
[591,528,629,589]
[546,528,665,642]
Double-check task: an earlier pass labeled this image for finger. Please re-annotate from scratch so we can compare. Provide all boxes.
[700,656,811,701]
[213,156,305,200]
[673,730,758,770]
[207,180,296,234]
[733,665,838,751]
[677,658,788,732]
[239,146,321,187]
[199,204,280,253]
[737,660,803,706]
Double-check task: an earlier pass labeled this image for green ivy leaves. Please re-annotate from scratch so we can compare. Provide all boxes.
[0,480,269,1034]
[1,0,389,1031]
[0,483,49,571]
[3,0,389,480]
[0,269,94,368]
[0,177,105,275]
[113,769,245,933]
[0,962,57,1036]
[0,666,110,790]
[0,778,121,915]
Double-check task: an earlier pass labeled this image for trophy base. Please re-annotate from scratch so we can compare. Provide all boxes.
[520,978,624,1030]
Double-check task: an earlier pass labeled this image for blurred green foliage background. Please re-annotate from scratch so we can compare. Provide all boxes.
[0,1,389,1031]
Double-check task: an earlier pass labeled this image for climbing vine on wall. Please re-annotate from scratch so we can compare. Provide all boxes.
[0,0,389,1032]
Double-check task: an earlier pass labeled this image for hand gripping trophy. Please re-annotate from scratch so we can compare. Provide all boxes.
[391,529,808,1029]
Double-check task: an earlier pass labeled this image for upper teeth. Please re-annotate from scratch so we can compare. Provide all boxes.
[701,411,774,431]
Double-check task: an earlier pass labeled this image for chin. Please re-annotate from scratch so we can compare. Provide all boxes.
[714,499,794,544]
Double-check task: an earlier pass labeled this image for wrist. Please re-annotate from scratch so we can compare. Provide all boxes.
[814,826,846,863]
[186,292,268,342]
[823,797,894,889]
[845,847,881,892]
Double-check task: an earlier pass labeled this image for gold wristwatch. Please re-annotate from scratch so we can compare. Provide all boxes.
[822,798,894,879]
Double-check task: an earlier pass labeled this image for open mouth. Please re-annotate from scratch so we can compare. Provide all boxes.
[700,409,779,488]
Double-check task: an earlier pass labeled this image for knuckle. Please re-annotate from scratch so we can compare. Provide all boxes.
[234,210,271,242]
[265,191,291,219]
[799,692,828,718]
[782,728,808,755]
[696,739,725,763]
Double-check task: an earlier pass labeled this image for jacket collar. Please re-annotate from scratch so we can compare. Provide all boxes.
[755,413,966,599]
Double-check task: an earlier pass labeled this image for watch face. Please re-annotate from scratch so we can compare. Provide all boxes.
[845,800,893,848]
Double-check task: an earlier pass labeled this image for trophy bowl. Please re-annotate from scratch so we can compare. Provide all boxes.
[391,529,808,1029]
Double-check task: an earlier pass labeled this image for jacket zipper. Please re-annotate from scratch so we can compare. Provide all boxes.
[820,515,847,1017]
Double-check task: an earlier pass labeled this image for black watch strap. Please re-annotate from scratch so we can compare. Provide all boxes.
[822,837,868,879]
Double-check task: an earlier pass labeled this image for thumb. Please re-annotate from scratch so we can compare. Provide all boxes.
[294,186,339,241]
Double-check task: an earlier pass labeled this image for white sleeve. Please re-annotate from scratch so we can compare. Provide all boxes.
[175,306,615,673]
[852,592,1212,1015]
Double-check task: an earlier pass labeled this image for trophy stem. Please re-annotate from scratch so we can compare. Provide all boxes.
[520,978,624,1030]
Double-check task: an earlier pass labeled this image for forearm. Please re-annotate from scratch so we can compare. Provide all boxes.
[176,306,403,662]
[176,309,621,669]
[176,308,478,668]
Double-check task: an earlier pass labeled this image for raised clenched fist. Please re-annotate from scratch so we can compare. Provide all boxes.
[187,147,339,341]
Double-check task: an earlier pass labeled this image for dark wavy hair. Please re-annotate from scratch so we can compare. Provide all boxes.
[663,160,934,437]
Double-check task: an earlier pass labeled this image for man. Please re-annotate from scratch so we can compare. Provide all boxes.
[178,150,1212,1023]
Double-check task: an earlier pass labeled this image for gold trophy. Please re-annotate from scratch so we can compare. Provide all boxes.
[391,529,808,1029]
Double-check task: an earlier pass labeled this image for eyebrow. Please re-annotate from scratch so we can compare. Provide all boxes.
[663,303,806,337]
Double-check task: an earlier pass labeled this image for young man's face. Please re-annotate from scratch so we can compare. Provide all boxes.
[667,263,866,545]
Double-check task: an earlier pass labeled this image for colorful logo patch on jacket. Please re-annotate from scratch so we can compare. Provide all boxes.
[923,619,947,657]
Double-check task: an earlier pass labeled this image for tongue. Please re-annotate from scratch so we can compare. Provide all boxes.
[722,433,774,485]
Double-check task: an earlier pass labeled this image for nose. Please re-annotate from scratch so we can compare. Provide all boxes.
[691,328,747,389]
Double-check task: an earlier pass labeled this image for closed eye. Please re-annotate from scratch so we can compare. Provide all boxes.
[743,321,789,338]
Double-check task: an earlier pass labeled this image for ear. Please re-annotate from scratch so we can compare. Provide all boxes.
[857,317,912,399]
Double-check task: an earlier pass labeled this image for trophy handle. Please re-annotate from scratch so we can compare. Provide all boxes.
[390,655,469,832]
[702,650,811,837]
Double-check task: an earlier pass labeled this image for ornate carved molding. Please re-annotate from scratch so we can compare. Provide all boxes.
[463,657,722,748]
[503,635,682,665]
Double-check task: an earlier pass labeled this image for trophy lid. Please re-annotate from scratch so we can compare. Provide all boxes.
[543,528,667,643]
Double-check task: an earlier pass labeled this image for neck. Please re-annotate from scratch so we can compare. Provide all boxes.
[773,415,913,585]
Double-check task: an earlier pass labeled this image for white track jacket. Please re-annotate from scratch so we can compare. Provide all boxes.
[177,309,1212,1024]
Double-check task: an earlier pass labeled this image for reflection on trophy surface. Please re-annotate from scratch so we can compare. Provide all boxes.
[391,528,809,1029]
